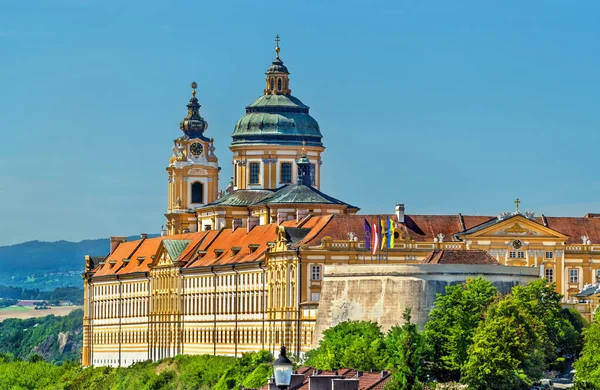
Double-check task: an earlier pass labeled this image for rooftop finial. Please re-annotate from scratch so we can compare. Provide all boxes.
[275,34,281,59]
[191,81,197,97]
[301,139,306,155]
[515,198,521,213]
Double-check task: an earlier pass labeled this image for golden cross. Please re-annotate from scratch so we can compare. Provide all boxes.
[515,198,521,212]
[275,34,281,58]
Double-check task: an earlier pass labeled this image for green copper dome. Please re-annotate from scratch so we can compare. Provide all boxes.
[231,53,323,147]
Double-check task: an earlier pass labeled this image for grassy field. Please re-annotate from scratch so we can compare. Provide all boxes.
[0,306,83,321]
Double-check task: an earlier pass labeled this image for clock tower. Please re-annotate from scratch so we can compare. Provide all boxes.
[165,82,220,235]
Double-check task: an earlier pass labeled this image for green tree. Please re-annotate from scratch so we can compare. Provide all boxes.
[574,318,600,387]
[385,308,426,390]
[562,307,588,356]
[461,297,546,390]
[424,277,498,381]
[305,320,387,371]
[511,280,578,364]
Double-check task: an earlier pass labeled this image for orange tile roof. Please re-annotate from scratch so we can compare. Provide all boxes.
[294,215,332,247]
[186,224,278,268]
[422,250,499,265]
[545,216,600,244]
[91,213,600,277]
[93,241,140,276]
[303,213,600,246]
[93,232,199,277]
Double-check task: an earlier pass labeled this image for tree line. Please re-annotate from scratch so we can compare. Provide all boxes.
[306,278,596,390]
[0,285,83,305]
[0,350,274,390]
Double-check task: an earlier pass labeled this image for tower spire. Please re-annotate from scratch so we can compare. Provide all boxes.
[180,81,209,140]
[275,34,281,59]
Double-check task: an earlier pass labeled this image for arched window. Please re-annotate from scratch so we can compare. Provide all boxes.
[270,78,274,90]
[191,182,203,203]
[277,78,282,91]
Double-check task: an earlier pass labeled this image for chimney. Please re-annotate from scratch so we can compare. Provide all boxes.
[332,379,359,390]
[277,212,287,225]
[110,236,127,254]
[309,375,343,390]
[297,209,308,222]
[140,233,148,240]
[381,370,389,378]
[395,204,405,223]
[232,219,243,231]
[247,216,259,232]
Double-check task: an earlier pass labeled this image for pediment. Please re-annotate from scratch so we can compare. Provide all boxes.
[149,243,173,268]
[460,215,568,240]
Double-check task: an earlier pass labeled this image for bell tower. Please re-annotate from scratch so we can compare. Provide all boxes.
[165,82,220,235]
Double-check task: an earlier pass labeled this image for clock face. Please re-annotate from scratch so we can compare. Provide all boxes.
[190,142,203,157]
[512,240,522,249]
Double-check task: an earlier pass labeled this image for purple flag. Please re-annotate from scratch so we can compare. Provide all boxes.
[364,218,371,250]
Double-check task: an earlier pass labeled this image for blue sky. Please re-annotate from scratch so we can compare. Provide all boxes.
[1,0,599,246]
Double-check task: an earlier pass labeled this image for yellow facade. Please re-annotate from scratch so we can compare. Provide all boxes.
[82,41,600,367]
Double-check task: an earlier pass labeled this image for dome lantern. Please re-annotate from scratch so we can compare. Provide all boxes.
[264,35,291,95]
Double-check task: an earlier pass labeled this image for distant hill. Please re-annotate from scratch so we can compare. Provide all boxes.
[0,235,157,290]
[0,309,83,364]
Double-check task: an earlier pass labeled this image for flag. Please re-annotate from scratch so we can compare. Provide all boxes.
[372,222,379,256]
[380,219,387,250]
[389,217,395,249]
[364,218,371,250]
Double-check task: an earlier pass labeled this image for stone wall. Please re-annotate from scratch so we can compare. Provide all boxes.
[313,264,541,346]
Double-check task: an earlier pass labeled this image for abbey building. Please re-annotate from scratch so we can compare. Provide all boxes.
[82,39,600,367]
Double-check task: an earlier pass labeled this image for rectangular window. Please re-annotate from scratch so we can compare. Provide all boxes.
[509,251,516,259]
[280,162,292,183]
[249,162,260,184]
[311,292,321,301]
[545,268,554,283]
[570,269,579,284]
[311,265,321,280]
[545,251,553,259]
[517,251,525,259]
[310,163,315,185]
[596,269,600,282]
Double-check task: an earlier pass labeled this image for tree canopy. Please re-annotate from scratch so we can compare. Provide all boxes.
[574,318,600,388]
[305,320,387,371]
[424,277,498,381]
